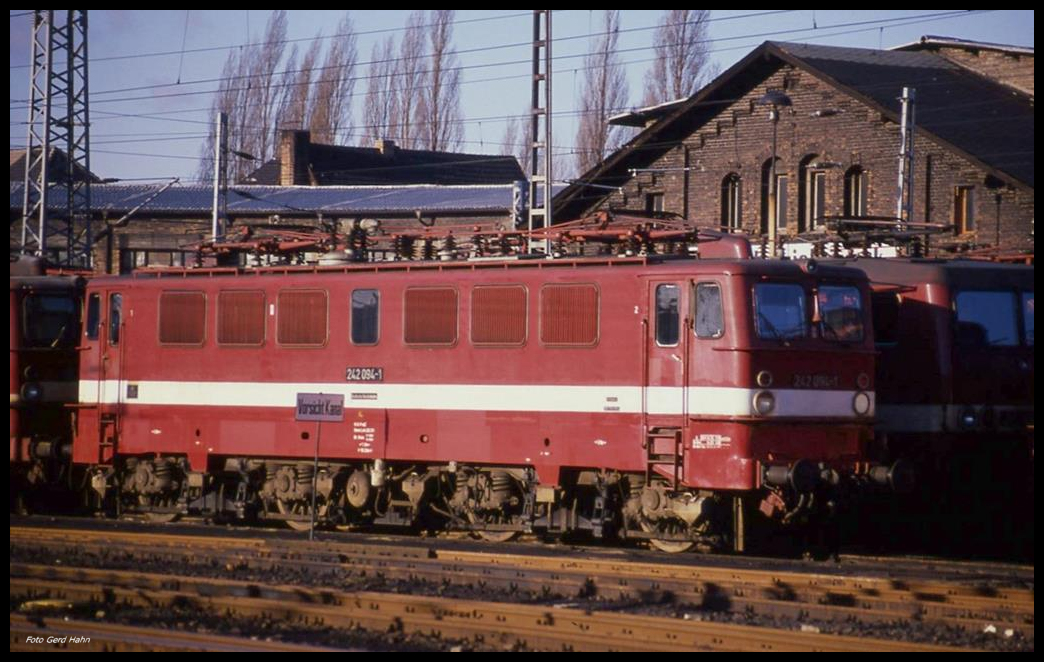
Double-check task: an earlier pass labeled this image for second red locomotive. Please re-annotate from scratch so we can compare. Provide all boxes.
[849,257,1034,558]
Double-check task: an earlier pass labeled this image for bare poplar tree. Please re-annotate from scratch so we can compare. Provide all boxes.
[362,35,399,147]
[275,45,300,129]
[418,9,464,152]
[643,10,715,106]
[197,48,246,183]
[395,11,426,149]
[575,10,629,175]
[277,38,321,133]
[309,14,358,145]
[500,114,531,174]
[199,11,288,182]
[247,10,288,165]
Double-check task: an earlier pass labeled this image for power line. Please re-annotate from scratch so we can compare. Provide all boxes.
[8,10,534,70]
[73,18,1019,148]
[11,10,1014,179]
[20,12,753,103]
[12,10,984,110]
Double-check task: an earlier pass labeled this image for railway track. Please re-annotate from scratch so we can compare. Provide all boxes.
[9,522,1034,651]
[11,563,974,652]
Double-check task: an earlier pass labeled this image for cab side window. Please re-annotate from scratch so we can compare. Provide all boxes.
[655,284,680,346]
[694,283,724,338]
[109,293,122,345]
[86,293,101,340]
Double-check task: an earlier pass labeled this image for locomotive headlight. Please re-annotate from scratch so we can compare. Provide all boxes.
[959,407,978,429]
[852,391,872,416]
[21,382,43,403]
[756,370,774,388]
[856,372,871,390]
[752,390,776,416]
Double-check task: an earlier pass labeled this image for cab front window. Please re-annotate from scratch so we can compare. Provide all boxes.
[955,291,1018,347]
[24,294,79,348]
[753,283,808,340]
[818,285,864,342]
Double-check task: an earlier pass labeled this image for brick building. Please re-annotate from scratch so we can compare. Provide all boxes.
[554,39,1034,255]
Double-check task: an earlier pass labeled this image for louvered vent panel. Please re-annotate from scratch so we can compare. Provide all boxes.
[404,288,457,345]
[159,291,206,345]
[472,286,526,345]
[540,284,598,345]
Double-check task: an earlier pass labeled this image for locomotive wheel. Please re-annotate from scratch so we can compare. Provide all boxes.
[648,537,695,554]
[275,497,317,531]
[284,519,314,532]
[464,505,521,542]
[143,512,180,524]
[641,519,695,553]
[474,530,521,543]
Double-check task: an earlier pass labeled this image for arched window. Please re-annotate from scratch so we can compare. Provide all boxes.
[844,166,868,218]
[720,173,742,231]
[798,155,826,233]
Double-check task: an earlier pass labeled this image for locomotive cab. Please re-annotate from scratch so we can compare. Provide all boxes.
[635,259,901,552]
[10,258,84,512]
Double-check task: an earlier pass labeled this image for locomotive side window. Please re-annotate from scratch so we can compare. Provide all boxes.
[694,283,724,339]
[159,291,206,346]
[23,293,78,348]
[218,290,266,346]
[472,285,527,346]
[351,289,380,345]
[1022,292,1034,346]
[955,291,1017,347]
[86,293,100,341]
[109,293,122,345]
[404,287,457,346]
[540,284,599,346]
[655,284,680,346]
[753,283,807,340]
[277,290,329,347]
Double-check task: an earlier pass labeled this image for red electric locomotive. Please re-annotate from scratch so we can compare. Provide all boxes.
[71,249,901,552]
[9,256,84,512]
[843,257,1034,557]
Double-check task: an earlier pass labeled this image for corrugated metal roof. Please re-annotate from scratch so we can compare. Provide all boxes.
[10,182,517,216]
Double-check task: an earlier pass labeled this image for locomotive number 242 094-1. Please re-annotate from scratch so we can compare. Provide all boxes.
[346,367,384,382]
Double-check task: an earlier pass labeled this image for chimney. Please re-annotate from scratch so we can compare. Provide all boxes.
[375,138,397,158]
[280,130,311,186]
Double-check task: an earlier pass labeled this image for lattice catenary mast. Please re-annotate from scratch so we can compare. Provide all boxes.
[20,10,92,268]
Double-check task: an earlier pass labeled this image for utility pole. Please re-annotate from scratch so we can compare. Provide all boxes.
[528,10,552,255]
[895,87,916,232]
[212,112,228,243]
[20,10,92,268]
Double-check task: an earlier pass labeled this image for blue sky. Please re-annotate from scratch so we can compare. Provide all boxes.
[9,10,1035,183]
